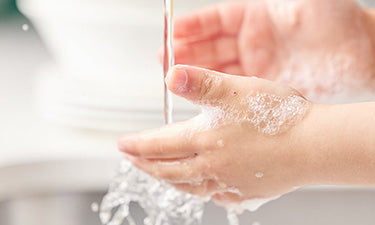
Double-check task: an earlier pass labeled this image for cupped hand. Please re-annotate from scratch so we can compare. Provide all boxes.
[172,0,375,100]
[119,65,312,205]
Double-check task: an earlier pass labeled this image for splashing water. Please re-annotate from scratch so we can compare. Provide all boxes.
[99,1,205,225]
[99,161,204,225]
[226,209,240,225]
[22,24,29,31]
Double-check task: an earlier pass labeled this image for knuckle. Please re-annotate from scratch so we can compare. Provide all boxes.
[196,158,211,174]
[198,75,211,102]
[198,73,220,102]
[160,169,179,181]
[155,139,164,155]
[147,137,167,157]
[184,166,198,179]
[210,158,227,174]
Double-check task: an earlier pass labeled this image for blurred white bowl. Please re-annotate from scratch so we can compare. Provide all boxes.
[33,64,198,131]
[17,0,223,78]
[17,0,226,130]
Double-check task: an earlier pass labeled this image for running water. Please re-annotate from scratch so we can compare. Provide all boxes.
[163,0,174,124]
[98,1,204,225]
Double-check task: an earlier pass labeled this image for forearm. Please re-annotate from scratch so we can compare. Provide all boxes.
[298,102,375,187]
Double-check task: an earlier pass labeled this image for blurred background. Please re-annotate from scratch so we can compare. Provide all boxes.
[1,0,375,225]
[0,0,16,16]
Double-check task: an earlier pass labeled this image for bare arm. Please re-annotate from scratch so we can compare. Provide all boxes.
[299,102,375,187]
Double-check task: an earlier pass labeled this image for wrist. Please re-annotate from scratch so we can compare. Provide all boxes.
[297,102,375,187]
[298,103,346,186]
[288,102,328,187]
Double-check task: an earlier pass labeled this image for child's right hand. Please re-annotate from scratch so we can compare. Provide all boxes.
[172,0,375,100]
[119,65,312,205]
[119,65,375,207]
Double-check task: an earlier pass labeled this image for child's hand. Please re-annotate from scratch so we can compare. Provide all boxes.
[118,65,312,205]
[172,0,375,99]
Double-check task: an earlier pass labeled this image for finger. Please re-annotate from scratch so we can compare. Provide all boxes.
[128,156,206,183]
[173,37,238,68]
[218,63,244,76]
[166,65,292,104]
[174,2,246,40]
[172,179,220,197]
[118,121,197,159]
[238,2,278,76]
[166,65,247,105]
[212,192,244,206]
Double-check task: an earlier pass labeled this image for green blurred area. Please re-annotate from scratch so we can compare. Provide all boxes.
[0,0,21,18]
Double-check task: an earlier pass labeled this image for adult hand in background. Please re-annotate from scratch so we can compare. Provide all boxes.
[171,0,375,101]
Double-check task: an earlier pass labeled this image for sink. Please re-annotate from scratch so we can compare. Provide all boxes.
[1,188,375,225]
[0,160,374,225]
[0,192,104,225]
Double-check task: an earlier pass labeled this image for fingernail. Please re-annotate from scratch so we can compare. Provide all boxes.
[166,66,188,93]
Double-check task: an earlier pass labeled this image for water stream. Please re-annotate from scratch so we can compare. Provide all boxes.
[163,0,174,124]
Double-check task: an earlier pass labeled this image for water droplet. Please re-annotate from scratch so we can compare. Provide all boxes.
[144,218,152,225]
[227,208,240,225]
[100,160,204,225]
[22,24,29,31]
[255,172,264,178]
[91,202,99,213]
[217,140,224,147]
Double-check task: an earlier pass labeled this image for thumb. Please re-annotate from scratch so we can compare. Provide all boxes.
[166,65,234,104]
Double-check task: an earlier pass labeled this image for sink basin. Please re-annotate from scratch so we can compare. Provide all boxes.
[0,192,104,225]
[0,160,374,225]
